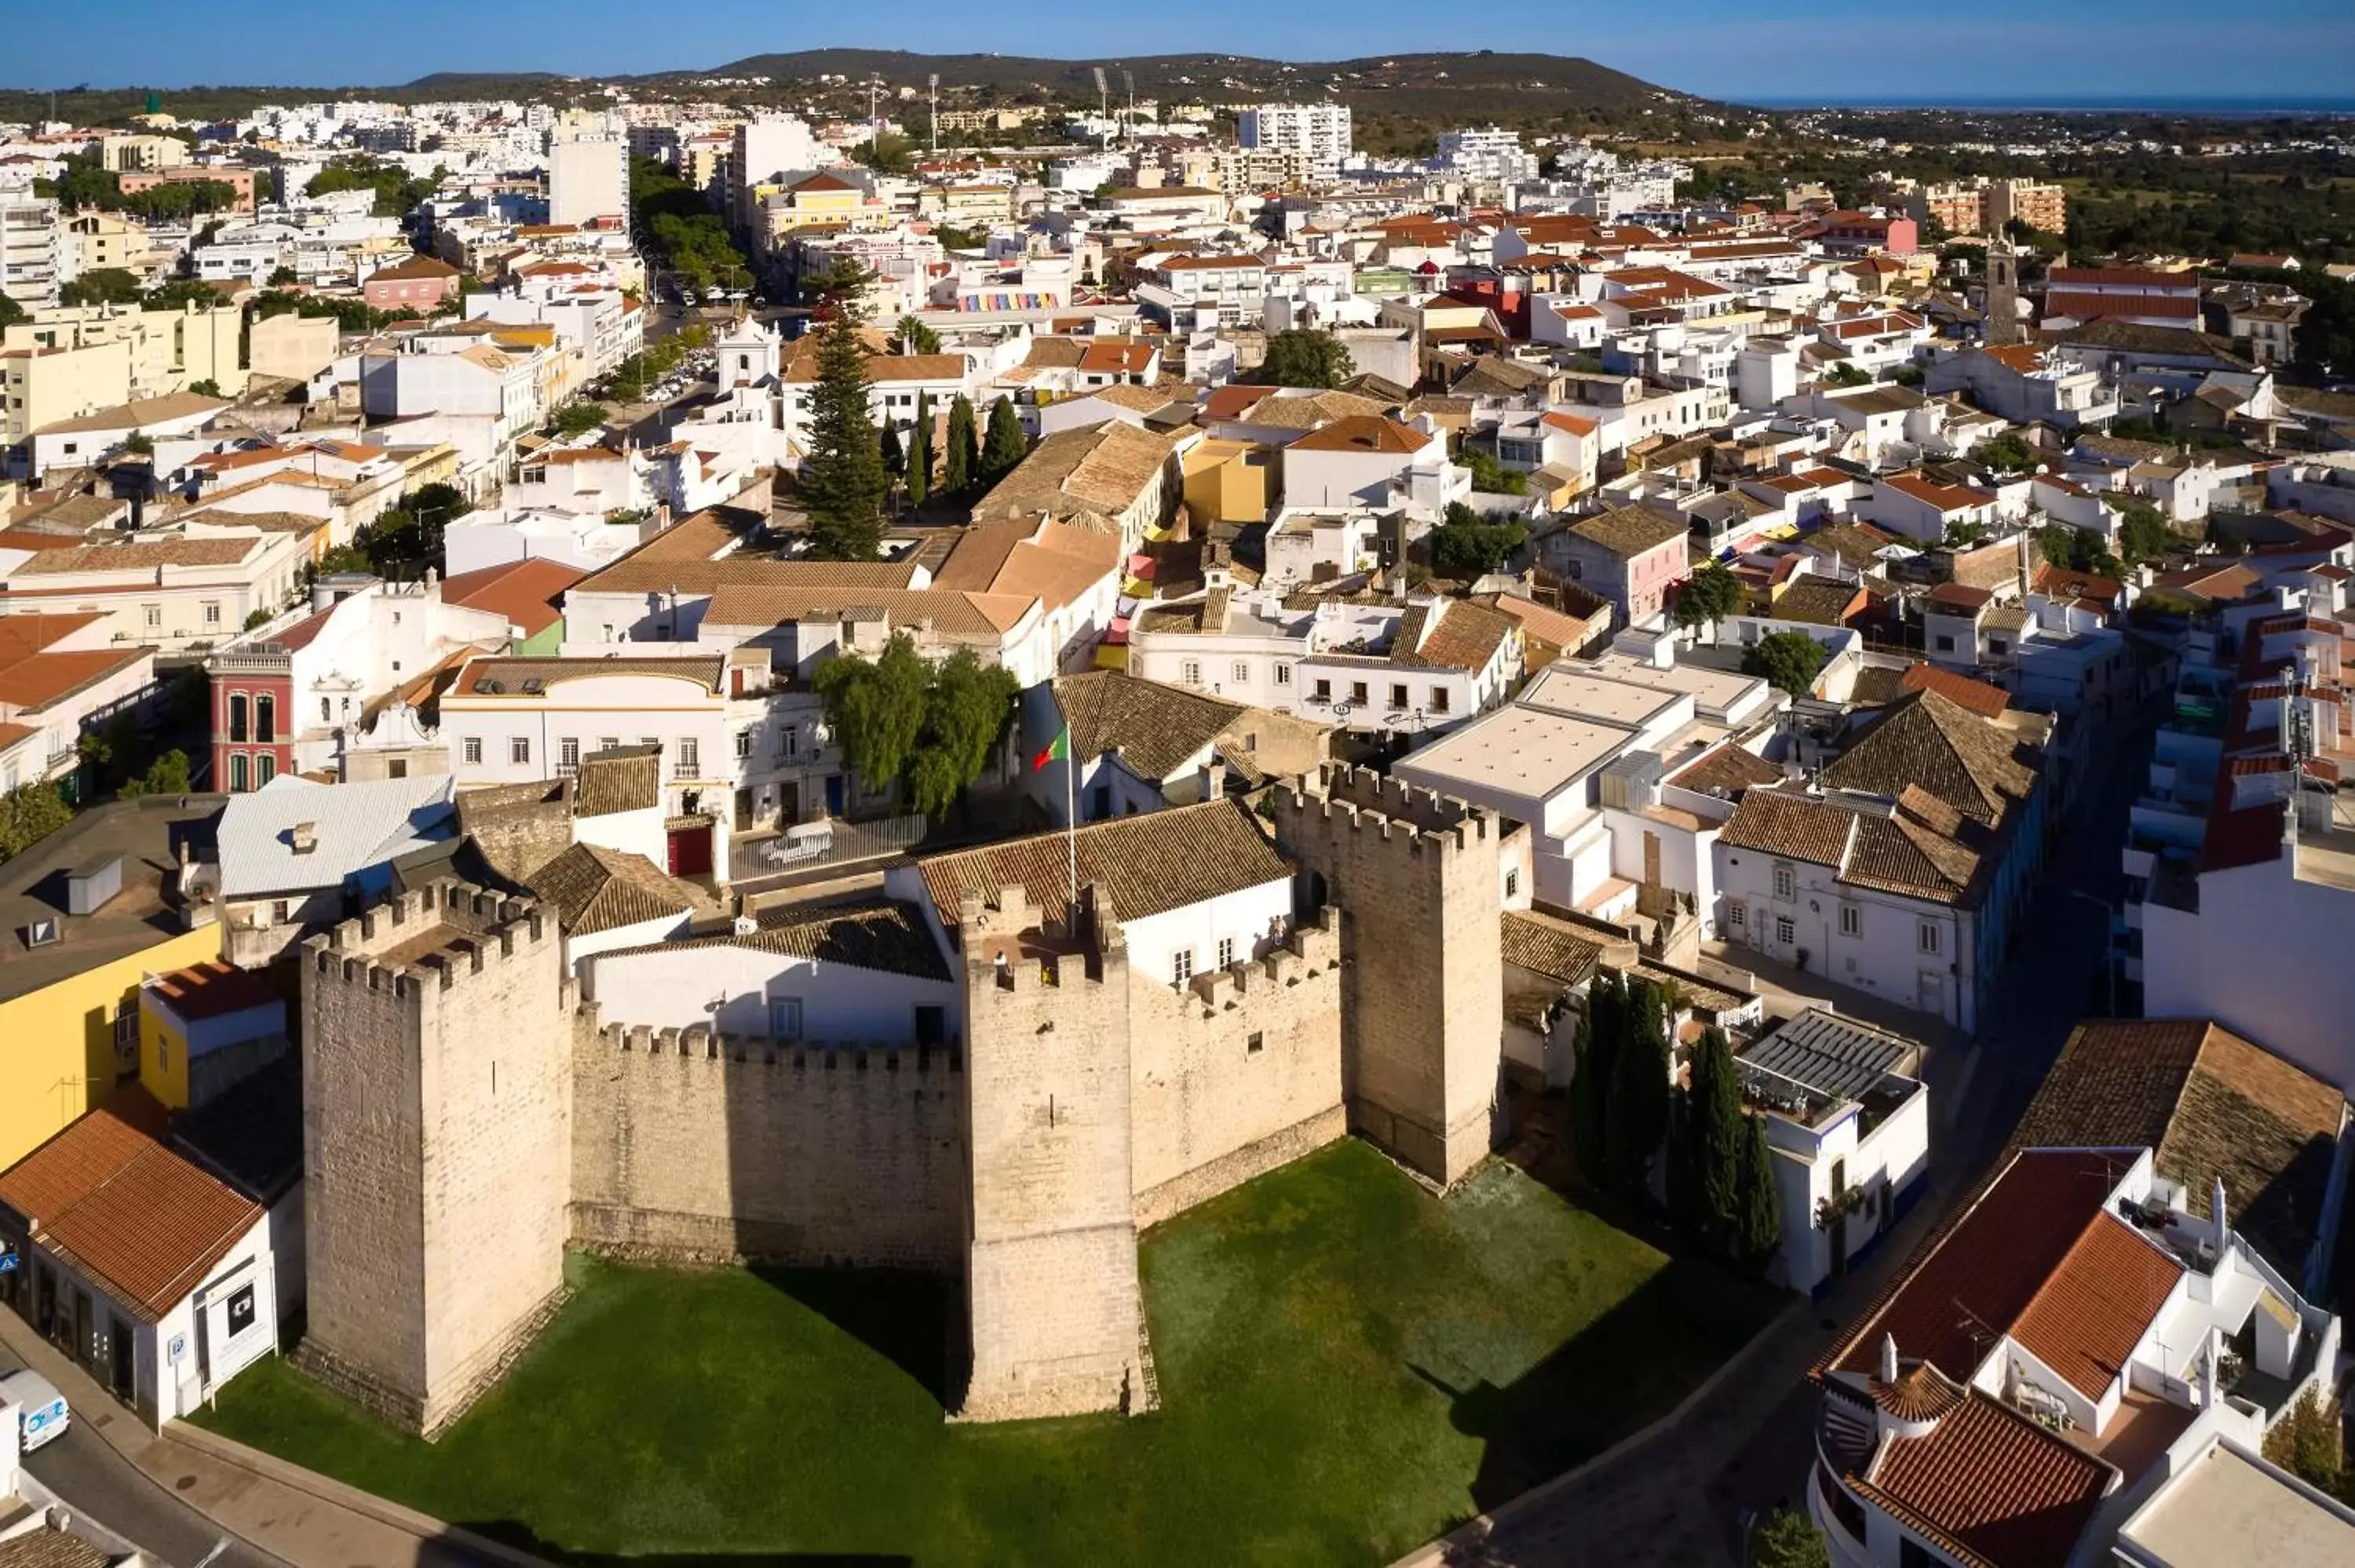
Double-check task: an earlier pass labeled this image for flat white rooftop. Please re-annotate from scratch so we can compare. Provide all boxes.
[1520,665,1687,731]
[1586,651,1773,724]
[2118,1439,2355,1568]
[1395,704,1629,800]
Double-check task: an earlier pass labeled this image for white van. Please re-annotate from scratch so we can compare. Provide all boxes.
[0,1368,68,1453]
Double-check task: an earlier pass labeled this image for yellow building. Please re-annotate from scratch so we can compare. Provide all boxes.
[1183,436,1273,529]
[0,800,225,1170]
[0,302,248,444]
[137,959,287,1111]
[68,212,165,277]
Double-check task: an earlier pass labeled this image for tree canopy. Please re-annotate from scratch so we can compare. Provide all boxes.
[0,782,73,863]
[2035,523,2120,578]
[306,155,442,219]
[1428,501,1525,580]
[1674,562,1742,631]
[1254,328,1353,389]
[552,402,610,439]
[894,314,941,356]
[981,396,1028,483]
[1750,1510,1831,1568]
[800,264,889,562]
[942,394,979,500]
[812,636,1017,819]
[1742,630,1829,699]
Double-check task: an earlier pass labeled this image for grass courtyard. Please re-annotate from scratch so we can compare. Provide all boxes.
[194,1141,1779,1565]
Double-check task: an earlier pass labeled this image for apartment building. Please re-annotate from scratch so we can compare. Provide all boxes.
[547,133,628,229]
[0,195,66,308]
[0,530,308,651]
[1238,104,1353,174]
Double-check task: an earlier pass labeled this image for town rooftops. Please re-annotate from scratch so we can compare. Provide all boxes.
[215,775,457,899]
[1567,505,1689,559]
[528,842,701,936]
[0,1087,265,1322]
[452,654,726,698]
[617,897,951,983]
[30,390,230,437]
[1500,907,1605,989]
[0,797,221,1006]
[368,253,461,281]
[571,744,662,818]
[1053,669,1244,782]
[1740,1007,1922,1103]
[2010,1019,2350,1280]
[6,535,265,577]
[1822,689,2039,824]
[144,958,282,1024]
[1848,1386,2116,1568]
[438,556,587,640]
[1285,416,1429,455]
[969,420,1183,525]
[918,797,1290,934]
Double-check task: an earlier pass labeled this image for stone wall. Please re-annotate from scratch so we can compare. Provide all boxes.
[1273,766,1510,1186]
[570,1019,964,1269]
[1130,909,1346,1228]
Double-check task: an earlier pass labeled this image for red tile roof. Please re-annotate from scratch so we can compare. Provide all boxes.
[145,959,283,1023]
[1900,664,2010,718]
[1853,1389,2115,1568]
[440,556,590,640]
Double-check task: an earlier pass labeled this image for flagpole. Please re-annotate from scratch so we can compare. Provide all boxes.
[1065,744,1078,924]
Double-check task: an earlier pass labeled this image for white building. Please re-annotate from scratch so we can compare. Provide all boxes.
[1433,128,1539,185]
[1238,103,1353,174]
[547,133,628,229]
[0,194,65,309]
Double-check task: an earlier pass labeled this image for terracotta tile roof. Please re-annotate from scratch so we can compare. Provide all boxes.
[0,1530,110,1568]
[1403,598,1517,672]
[1719,789,1855,867]
[932,520,1121,611]
[2011,1019,2349,1278]
[29,390,228,436]
[1668,743,1782,799]
[1899,663,2010,718]
[9,536,261,575]
[0,1088,265,1322]
[439,556,587,639]
[1469,591,1608,662]
[969,420,1181,524]
[1285,415,1429,455]
[1203,384,1275,421]
[1772,577,1864,627]
[1883,472,1995,512]
[0,645,153,713]
[2046,290,2200,322]
[1568,505,1688,559]
[626,897,951,980]
[1827,689,2036,823]
[571,509,926,597]
[528,842,701,936]
[1500,909,1604,987]
[703,584,1033,639]
[369,253,461,281]
[1231,390,1391,430]
[1852,1388,2114,1568]
[2012,1207,2188,1400]
[1053,669,1242,782]
[918,797,1289,932]
[1842,806,1977,904]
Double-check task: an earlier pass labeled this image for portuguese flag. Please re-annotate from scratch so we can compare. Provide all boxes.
[1031,726,1069,772]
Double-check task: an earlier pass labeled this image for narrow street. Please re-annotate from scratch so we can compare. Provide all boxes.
[24,1418,287,1568]
[1415,702,2160,1568]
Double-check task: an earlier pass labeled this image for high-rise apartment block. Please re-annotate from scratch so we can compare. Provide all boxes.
[1238,103,1353,175]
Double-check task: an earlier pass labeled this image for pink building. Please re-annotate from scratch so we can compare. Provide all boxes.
[1543,505,1693,628]
[362,254,463,312]
[116,165,258,212]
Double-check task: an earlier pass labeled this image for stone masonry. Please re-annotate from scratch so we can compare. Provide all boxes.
[297,881,573,1437]
[1272,764,1513,1187]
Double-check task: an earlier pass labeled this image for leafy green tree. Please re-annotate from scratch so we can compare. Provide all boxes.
[187,378,221,398]
[800,265,889,561]
[317,544,374,575]
[1255,328,1354,388]
[2036,523,2120,577]
[878,419,905,479]
[1743,631,1828,699]
[1462,447,1527,495]
[1822,361,1872,388]
[1605,978,1673,1202]
[1943,518,1988,548]
[906,650,1020,819]
[0,781,74,863]
[981,396,1028,482]
[553,401,610,439]
[0,294,24,330]
[44,155,122,213]
[118,750,191,799]
[119,431,155,457]
[1974,431,2035,472]
[268,266,298,286]
[1751,1509,1831,1568]
[1570,972,1623,1190]
[1428,503,1527,579]
[812,633,929,794]
[144,279,222,312]
[943,394,978,499]
[1674,562,1743,633]
[2113,498,2174,566]
[1671,1028,1747,1257]
[895,314,940,355]
[1735,1110,1784,1276]
[60,268,143,306]
[907,390,933,507]
[2262,1387,2346,1498]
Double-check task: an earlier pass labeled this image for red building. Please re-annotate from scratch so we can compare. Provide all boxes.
[361,254,463,313]
[1807,212,1921,259]
[206,647,294,792]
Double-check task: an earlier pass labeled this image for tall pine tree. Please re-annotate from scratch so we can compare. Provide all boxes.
[1570,972,1622,1190]
[800,264,886,560]
[1605,977,1673,1202]
[1671,1027,1748,1256]
[1735,1110,1784,1278]
[878,420,904,479]
[981,394,1028,482]
[943,394,978,499]
[907,390,933,507]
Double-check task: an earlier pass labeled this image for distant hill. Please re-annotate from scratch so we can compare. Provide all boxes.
[402,71,568,89]
[681,49,1711,116]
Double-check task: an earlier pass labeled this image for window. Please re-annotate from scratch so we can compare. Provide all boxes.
[1389,684,1409,709]
[226,1284,257,1338]
[678,738,699,775]
[1773,864,1795,901]
[1173,949,1194,986]
[1919,922,1941,956]
[1231,661,1250,685]
[769,997,803,1038]
[257,754,275,787]
[462,736,484,764]
[1349,682,1368,705]
[255,695,276,744]
[155,1030,170,1076]
[1934,634,1955,652]
[601,736,619,753]
[228,693,249,743]
[560,737,580,771]
[1216,936,1234,969]
[1776,915,1796,945]
[320,697,332,722]
[1247,1031,1264,1055]
[204,601,221,625]
[1274,663,1292,687]
[144,603,161,629]
[1430,687,1451,713]
[780,726,799,758]
[1090,786,1111,821]
[734,730,752,759]
[1181,660,1203,686]
[228,753,248,792]
[1839,904,1861,938]
[1726,901,1746,931]
[1313,678,1331,701]
[510,735,531,765]
[1504,867,1519,899]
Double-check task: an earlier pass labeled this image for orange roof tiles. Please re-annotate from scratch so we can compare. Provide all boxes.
[1853,1390,2114,1568]
[1286,416,1429,455]
[440,556,590,639]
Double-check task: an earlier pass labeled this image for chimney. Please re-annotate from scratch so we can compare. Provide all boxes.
[1199,759,1227,800]
[1879,1333,1899,1384]
[2211,1176,2229,1253]
[290,822,318,855]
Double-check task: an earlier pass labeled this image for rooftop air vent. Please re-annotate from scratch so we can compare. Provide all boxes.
[290,822,319,855]
[67,856,122,914]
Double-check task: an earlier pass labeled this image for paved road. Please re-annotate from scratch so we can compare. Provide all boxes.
[25,1419,288,1568]
[1415,703,2160,1568]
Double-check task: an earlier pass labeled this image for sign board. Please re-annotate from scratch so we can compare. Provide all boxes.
[0,1251,16,1274]
[168,1332,188,1363]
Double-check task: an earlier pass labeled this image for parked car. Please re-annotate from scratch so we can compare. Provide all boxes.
[0,1367,69,1453]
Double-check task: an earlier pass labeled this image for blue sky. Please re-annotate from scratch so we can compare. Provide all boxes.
[9,1,2353,101]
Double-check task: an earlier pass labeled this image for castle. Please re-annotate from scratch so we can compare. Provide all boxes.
[295,766,1530,1434]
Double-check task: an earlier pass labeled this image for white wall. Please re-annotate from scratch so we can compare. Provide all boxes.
[1120,880,1294,994]
[580,943,958,1043]
[1717,845,1964,1026]
[2143,854,2355,1095]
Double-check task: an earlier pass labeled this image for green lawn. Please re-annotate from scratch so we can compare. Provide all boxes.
[195,1140,1778,1566]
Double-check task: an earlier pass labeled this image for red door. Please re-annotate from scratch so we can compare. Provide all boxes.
[667,823,713,877]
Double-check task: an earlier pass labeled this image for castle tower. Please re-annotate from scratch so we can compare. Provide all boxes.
[296,881,573,1436]
[955,882,1149,1422]
[1985,238,2021,348]
[1272,765,1509,1185]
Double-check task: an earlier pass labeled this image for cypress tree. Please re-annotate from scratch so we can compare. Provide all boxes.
[878,420,904,479]
[907,391,933,507]
[981,394,1028,481]
[1736,1110,1784,1278]
[800,264,886,561]
[1605,977,1673,1202]
[1569,972,1619,1190]
[1691,1027,1748,1259]
[943,394,978,499]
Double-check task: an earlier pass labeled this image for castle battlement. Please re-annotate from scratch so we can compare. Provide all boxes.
[1175,906,1341,1015]
[588,1016,962,1074]
[304,878,555,994]
[1278,763,1495,852]
[960,880,1128,990]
